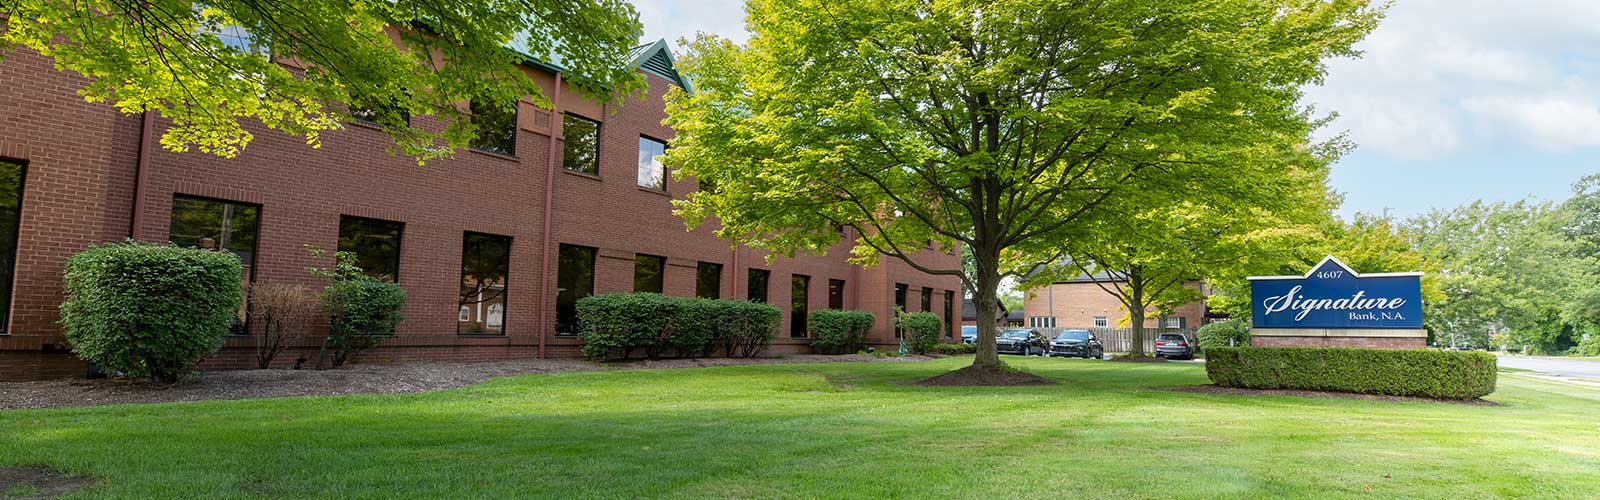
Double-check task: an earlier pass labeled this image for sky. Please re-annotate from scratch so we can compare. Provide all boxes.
[630,0,1599,220]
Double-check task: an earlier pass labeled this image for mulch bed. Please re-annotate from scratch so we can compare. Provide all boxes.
[0,465,90,499]
[908,364,1057,386]
[1167,384,1499,406]
[0,354,938,411]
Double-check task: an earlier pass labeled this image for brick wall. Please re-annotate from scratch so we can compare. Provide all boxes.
[0,46,962,380]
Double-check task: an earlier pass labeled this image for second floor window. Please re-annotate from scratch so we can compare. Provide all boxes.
[469,99,517,155]
[637,136,667,191]
[563,113,600,174]
[1093,316,1108,328]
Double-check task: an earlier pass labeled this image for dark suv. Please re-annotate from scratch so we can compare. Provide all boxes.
[1048,330,1103,359]
[996,328,1047,356]
[1154,333,1195,360]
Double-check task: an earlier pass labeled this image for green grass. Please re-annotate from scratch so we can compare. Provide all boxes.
[3,357,1599,499]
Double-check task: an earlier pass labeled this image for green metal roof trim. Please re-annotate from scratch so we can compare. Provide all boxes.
[506,37,691,94]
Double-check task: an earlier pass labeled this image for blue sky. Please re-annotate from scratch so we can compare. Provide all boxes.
[631,0,1599,219]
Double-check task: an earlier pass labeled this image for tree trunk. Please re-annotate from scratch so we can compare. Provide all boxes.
[970,253,1003,370]
[1128,272,1147,357]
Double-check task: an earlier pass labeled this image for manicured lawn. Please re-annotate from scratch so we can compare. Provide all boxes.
[3,357,1599,499]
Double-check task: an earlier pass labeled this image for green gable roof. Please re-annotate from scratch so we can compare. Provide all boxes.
[506,37,691,94]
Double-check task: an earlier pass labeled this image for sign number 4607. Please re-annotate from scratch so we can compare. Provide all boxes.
[1315,271,1344,279]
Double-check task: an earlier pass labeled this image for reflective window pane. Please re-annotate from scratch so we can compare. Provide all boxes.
[459,232,511,335]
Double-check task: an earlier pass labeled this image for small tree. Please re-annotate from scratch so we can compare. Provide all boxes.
[249,281,318,369]
[307,247,407,368]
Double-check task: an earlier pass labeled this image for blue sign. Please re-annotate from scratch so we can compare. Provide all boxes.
[1249,256,1422,330]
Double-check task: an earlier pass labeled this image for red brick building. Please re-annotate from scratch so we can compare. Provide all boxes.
[0,40,961,380]
[1021,274,1210,330]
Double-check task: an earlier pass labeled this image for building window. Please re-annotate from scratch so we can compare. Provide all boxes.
[469,99,517,156]
[637,136,667,191]
[943,290,954,340]
[791,274,810,338]
[458,232,510,335]
[169,195,259,334]
[1029,317,1056,328]
[349,95,409,128]
[1093,316,1108,328]
[828,279,845,309]
[920,287,932,312]
[337,215,403,282]
[459,306,470,322]
[1162,316,1185,329]
[697,262,722,299]
[747,268,769,303]
[0,160,22,333]
[634,254,665,293]
[556,244,596,336]
[563,113,600,174]
[894,283,907,337]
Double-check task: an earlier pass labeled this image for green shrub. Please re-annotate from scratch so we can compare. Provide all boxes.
[808,309,875,354]
[1570,334,1600,357]
[577,293,780,360]
[1196,319,1250,353]
[316,279,407,368]
[1204,346,1497,400]
[577,293,679,360]
[897,312,942,355]
[718,300,780,358]
[59,241,243,383]
[930,343,977,355]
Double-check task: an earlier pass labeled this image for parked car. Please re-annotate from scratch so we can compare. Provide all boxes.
[961,325,978,344]
[1154,333,1195,360]
[1048,330,1103,359]
[997,328,1047,356]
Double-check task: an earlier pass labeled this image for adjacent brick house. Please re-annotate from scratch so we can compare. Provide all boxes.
[1021,273,1210,330]
[0,39,962,380]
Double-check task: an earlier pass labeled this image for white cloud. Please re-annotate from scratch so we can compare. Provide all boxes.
[632,0,749,47]
[1305,0,1600,158]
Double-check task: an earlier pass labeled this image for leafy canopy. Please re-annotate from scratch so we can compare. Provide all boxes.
[664,0,1381,368]
[0,0,645,162]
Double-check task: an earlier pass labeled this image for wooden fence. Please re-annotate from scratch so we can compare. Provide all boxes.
[1036,327,1197,354]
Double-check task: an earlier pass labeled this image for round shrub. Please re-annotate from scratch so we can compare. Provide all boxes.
[671,298,729,358]
[1196,319,1250,353]
[59,241,243,383]
[808,309,875,354]
[897,312,942,355]
[317,279,407,368]
[719,300,780,358]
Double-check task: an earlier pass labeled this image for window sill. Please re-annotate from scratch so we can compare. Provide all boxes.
[348,119,390,132]
[458,333,507,338]
[637,186,670,197]
[468,147,518,161]
[561,169,603,181]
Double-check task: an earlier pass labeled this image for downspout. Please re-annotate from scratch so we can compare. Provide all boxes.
[129,110,155,240]
[537,73,562,358]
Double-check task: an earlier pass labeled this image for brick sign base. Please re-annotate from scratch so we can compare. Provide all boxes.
[1250,328,1426,350]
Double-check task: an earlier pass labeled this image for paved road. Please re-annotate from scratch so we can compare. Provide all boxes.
[1495,355,1600,379]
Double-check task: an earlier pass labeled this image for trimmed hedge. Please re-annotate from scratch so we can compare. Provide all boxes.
[808,309,875,354]
[1205,346,1497,400]
[60,241,243,383]
[897,312,942,355]
[576,293,779,361]
[1196,319,1250,353]
[930,343,977,355]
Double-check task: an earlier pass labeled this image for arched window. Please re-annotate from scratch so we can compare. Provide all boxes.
[487,304,504,328]
[459,305,470,322]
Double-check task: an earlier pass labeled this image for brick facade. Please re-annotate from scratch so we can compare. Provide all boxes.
[1022,281,1207,329]
[0,44,962,380]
